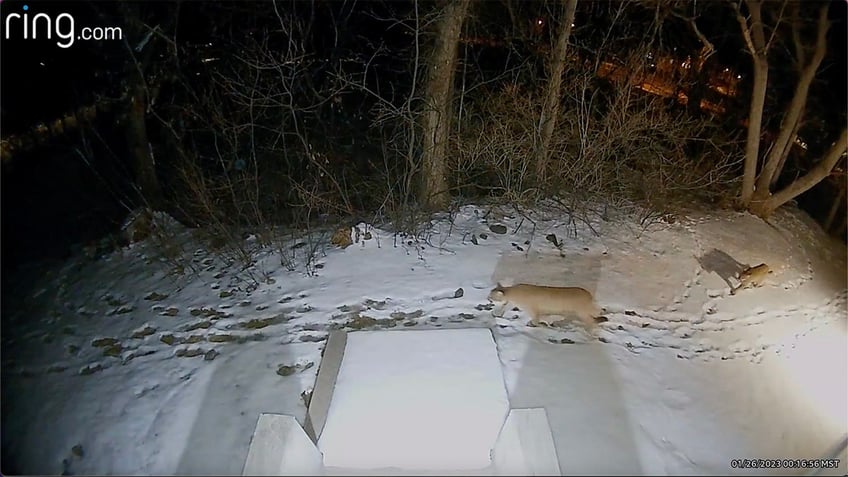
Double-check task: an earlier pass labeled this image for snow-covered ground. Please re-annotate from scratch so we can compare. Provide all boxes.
[2,202,846,475]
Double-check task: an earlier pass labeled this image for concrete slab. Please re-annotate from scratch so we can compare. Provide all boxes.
[240,328,562,476]
[242,414,323,476]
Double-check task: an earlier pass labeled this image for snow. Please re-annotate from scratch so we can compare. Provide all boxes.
[317,328,509,471]
[2,202,847,476]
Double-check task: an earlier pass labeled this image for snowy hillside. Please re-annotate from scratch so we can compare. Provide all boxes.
[2,202,846,475]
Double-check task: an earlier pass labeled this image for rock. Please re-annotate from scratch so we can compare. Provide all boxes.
[545,234,559,247]
[204,349,219,361]
[471,234,478,245]
[240,314,289,329]
[207,334,237,343]
[71,444,84,458]
[479,233,488,240]
[79,363,104,376]
[131,325,156,339]
[183,320,212,332]
[184,334,206,344]
[277,365,297,376]
[389,310,423,321]
[160,334,178,345]
[47,364,68,374]
[102,344,123,357]
[122,348,156,364]
[175,348,205,358]
[338,303,365,313]
[453,287,464,298]
[91,337,120,348]
[144,292,169,301]
[489,224,507,235]
[363,299,388,310]
[299,334,327,343]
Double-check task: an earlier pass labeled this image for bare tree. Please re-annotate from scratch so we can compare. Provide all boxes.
[119,1,169,210]
[535,0,578,184]
[420,0,473,210]
[760,129,847,215]
[734,0,845,218]
[733,0,769,207]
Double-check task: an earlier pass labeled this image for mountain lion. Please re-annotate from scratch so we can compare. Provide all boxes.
[487,283,605,329]
[730,263,772,295]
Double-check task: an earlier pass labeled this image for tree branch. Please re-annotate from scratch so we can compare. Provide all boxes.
[757,3,829,192]
[765,128,848,212]
[732,1,757,58]
[790,2,805,69]
[670,7,715,60]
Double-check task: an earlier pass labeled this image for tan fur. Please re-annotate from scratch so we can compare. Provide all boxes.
[487,283,603,328]
[730,263,772,295]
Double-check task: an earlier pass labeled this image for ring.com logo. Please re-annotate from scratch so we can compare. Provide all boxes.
[2,4,123,49]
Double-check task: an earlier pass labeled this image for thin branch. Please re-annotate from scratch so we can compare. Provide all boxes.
[731,1,758,57]
[670,7,715,60]
[790,2,805,68]
[763,0,788,53]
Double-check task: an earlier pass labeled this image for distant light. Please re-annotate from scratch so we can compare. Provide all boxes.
[39,62,45,67]
[724,67,729,72]
[201,57,219,63]
[570,23,575,28]
[736,74,742,79]
[536,19,543,26]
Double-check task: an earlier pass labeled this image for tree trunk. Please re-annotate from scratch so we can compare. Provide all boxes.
[419,0,472,210]
[769,108,803,189]
[121,0,164,210]
[735,0,768,207]
[125,61,164,211]
[686,60,710,117]
[755,4,829,199]
[741,60,768,206]
[823,178,846,232]
[535,0,578,184]
[752,128,848,218]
